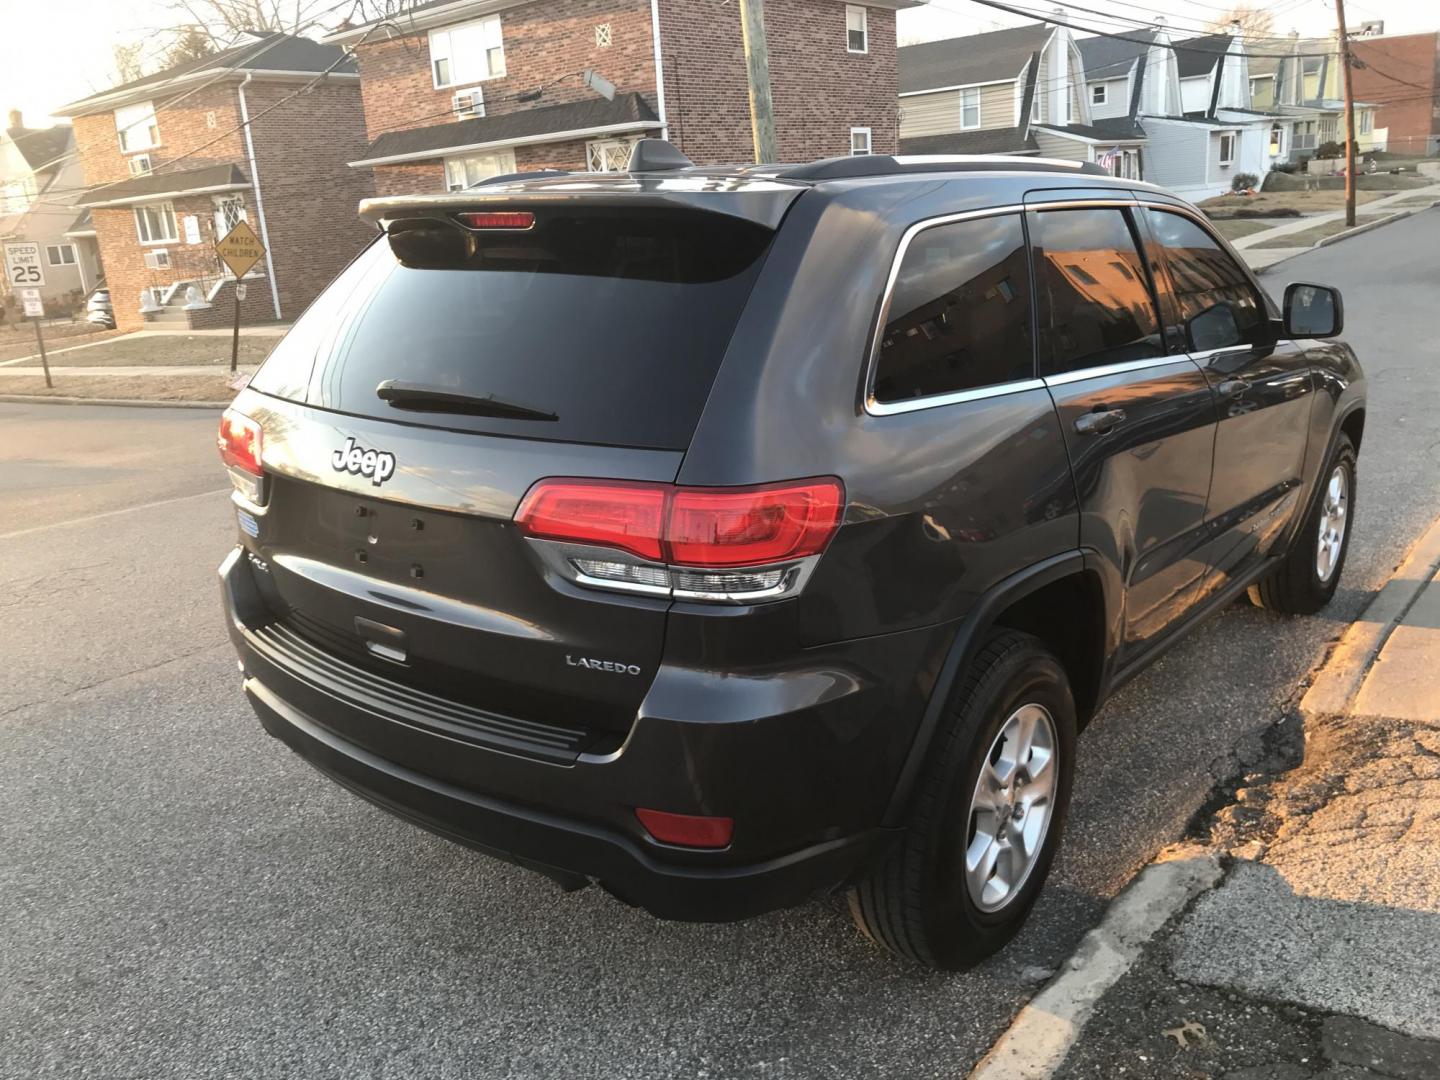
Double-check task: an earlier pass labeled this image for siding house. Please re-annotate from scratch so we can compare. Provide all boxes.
[1250,34,1381,158]
[55,32,374,331]
[330,0,916,194]
[897,21,1145,175]
[1,114,102,307]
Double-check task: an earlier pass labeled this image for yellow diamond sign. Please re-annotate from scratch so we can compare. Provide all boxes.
[215,219,265,280]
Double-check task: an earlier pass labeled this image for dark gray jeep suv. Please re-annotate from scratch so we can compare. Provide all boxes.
[218,143,1364,969]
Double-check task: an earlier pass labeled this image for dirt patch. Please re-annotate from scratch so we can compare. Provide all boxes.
[1250,215,1388,250]
[0,373,236,403]
[39,334,276,368]
[1212,219,1273,242]
[1200,190,1386,215]
[0,325,125,363]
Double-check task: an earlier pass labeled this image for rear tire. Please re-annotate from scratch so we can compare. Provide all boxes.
[848,631,1077,970]
[1249,434,1356,616]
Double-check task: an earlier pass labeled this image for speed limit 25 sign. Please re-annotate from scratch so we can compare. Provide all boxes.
[4,242,46,288]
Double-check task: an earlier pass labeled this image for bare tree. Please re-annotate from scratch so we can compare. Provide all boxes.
[113,41,148,83]
[164,0,425,49]
[1206,5,1277,41]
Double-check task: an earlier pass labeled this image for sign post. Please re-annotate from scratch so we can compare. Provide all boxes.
[5,243,52,388]
[214,220,265,375]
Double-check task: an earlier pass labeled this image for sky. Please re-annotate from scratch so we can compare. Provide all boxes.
[2,0,1437,128]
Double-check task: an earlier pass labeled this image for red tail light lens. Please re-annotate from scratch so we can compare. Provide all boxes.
[515,477,844,568]
[667,480,844,567]
[635,808,734,849]
[515,480,666,561]
[456,211,535,230]
[218,408,263,476]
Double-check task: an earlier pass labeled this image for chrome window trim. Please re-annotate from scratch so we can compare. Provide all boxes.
[862,197,1148,418]
[1043,354,1195,388]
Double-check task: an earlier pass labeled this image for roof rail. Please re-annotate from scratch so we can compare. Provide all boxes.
[776,154,1111,181]
[474,169,570,186]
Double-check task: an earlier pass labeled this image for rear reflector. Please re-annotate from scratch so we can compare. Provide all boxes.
[516,477,844,568]
[456,211,535,230]
[218,408,263,476]
[635,808,734,849]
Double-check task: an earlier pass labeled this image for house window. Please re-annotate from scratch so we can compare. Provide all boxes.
[850,127,872,155]
[213,194,247,238]
[961,87,981,129]
[1218,133,1236,167]
[115,100,159,153]
[0,177,35,214]
[595,22,612,48]
[846,6,867,53]
[586,138,639,172]
[444,149,518,189]
[134,202,178,244]
[1092,83,1107,105]
[1032,92,1041,123]
[46,244,76,266]
[1360,110,1373,134]
[1269,124,1284,155]
[430,16,505,88]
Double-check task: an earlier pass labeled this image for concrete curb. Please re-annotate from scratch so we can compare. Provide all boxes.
[0,394,229,410]
[968,845,1223,1079]
[1300,513,1440,719]
[1254,201,1439,274]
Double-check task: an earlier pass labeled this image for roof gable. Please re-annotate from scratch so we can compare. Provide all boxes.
[3,125,73,173]
[1075,30,1157,82]
[899,23,1053,94]
[1173,33,1234,79]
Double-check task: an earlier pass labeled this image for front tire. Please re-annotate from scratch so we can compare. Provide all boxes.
[848,631,1077,970]
[1249,433,1356,615]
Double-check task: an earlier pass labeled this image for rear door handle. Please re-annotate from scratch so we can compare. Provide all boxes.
[1216,378,1252,398]
[1074,408,1126,436]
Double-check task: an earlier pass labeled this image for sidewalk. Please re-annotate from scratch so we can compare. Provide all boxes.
[1231,184,1440,270]
[975,519,1440,1080]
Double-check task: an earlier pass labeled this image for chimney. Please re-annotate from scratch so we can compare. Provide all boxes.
[6,109,21,131]
[1229,18,1242,35]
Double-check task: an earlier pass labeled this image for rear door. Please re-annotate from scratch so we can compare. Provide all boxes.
[1030,203,1218,663]
[236,202,779,740]
[1139,205,1314,598]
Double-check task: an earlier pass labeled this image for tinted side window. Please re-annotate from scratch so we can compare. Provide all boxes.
[1145,209,1266,351]
[1033,208,1164,376]
[872,214,1034,404]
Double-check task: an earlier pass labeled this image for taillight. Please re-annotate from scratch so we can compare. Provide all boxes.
[218,408,262,475]
[455,211,535,229]
[514,480,666,562]
[515,477,844,603]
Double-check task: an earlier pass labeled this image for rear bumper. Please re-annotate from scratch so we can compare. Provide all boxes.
[220,547,925,921]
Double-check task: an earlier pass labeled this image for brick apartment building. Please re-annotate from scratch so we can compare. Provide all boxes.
[325,0,917,196]
[55,33,374,332]
[1351,32,1440,157]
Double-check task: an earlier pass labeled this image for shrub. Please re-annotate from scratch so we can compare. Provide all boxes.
[1315,140,1344,160]
[1230,172,1259,193]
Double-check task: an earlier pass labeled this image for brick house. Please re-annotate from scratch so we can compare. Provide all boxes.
[324,0,917,195]
[1352,32,1440,157]
[54,32,374,332]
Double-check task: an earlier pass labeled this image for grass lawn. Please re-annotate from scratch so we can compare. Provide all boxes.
[41,334,276,368]
[0,324,125,363]
[1200,190,1387,215]
[1250,215,1386,249]
[1211,218,1273,241]
[1379,196,1440,210]
[0,373,237,402]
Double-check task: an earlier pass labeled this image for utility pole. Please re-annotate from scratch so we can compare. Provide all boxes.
[1334,0,1358,226]
[739,0,779,163]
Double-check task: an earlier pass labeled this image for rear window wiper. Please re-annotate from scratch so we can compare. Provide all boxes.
[376,380,558,421]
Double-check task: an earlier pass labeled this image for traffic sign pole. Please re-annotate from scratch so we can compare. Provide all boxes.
[231,279,242,373]
[214,221,265,379]
[33,314,52,389]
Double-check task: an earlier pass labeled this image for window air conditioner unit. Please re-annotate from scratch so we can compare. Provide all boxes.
[143,249,171,270]
[452,88,485,118]
[128,154,153,176]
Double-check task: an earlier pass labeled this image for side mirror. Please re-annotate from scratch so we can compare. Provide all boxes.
[1283,282,1344,339]
[1185,302,1243,352]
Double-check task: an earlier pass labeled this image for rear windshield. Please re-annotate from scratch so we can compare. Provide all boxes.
[248,207,774,449]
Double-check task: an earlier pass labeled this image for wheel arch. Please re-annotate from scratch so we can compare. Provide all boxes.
[881,551,1110,826]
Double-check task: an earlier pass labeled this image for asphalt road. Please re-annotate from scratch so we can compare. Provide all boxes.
[2,212,1438,1079]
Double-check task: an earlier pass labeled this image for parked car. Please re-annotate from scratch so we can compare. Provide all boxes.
[217,142,1365,969]
[85,288,114,328]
